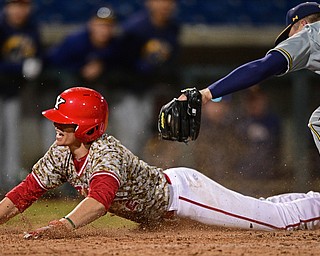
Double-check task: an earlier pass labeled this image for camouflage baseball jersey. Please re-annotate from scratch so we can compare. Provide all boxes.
[32,134,171,224]
[269,21,320,75]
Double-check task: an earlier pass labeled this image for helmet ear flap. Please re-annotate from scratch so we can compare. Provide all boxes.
[75,123,106,143]
[86,127,96,136]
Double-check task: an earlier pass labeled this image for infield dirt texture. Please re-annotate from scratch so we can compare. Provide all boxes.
[0,222,320,255]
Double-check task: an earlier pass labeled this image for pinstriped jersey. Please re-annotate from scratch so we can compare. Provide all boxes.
[31,134,171,224]
[269,21,320,75]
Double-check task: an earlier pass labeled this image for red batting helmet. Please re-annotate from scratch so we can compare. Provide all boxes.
[42,87,109,143]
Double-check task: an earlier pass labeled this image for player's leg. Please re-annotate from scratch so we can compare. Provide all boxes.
[164,167,320,231]
[308,106,320,154]
[264,191,320,203]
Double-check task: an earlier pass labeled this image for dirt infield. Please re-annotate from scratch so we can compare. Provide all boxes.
[1,220,320,256]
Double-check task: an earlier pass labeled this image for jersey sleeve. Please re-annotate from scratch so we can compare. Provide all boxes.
[207,51,287,98]
[31,144,70,189]
[88,172,120,211]
[6,173,46,212]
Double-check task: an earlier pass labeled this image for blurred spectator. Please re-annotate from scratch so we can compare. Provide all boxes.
[44,6,119,93]
[0,0,42,193]
[109,0,181,155]
[119,0,180,84]
[236,86,282,179]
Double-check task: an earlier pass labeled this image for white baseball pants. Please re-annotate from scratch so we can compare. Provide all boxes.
[164,167,320,231]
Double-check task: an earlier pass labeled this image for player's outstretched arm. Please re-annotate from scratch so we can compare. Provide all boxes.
[23,172,119,239]
[62,197,107,229]
[178,51,287,104]
[0,197,20,224]
[24,197,106,239]
[205,51,287,100]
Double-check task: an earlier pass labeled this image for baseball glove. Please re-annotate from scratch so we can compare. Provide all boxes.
[158,88,202,143]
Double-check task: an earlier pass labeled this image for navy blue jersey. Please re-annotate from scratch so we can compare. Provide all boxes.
[45,27,119,73]
[0,11,42,97]
[0,11,42,74]
[119,10,181,75]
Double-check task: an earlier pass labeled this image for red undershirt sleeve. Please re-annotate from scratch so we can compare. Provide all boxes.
[88,173,120,211]
[5,173,46,212]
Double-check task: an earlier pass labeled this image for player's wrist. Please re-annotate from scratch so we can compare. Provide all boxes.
[60,216,76,229]
[200,88,213,104]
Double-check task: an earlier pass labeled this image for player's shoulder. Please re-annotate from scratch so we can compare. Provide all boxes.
[92,134,127,152]
[37,143,71,167]
[95,133,120,145]
[47,142,71,156]
[301,21,320,44]
[303,21,320,36]
[307,20,320,28]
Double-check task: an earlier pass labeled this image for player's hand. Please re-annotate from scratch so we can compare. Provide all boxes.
[177,93,187,101]
[23,220,70,239]
[178,88,213,105]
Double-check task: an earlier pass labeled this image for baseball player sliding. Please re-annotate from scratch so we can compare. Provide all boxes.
[0,86,320,239]
[176,2,320,155]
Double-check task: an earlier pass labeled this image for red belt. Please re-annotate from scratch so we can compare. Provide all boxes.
[164,173,172,184]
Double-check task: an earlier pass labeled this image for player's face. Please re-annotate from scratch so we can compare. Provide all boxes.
[146,0,176,26]
[89,19,114,47]
[53,123,78,146]
[5,3,32,28]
